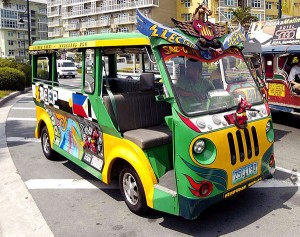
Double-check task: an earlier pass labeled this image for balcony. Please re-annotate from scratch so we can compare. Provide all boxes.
[48,9,60,17]
[81,19,110,28]
[62,0,87,6]
[48,0,62,7]
[48,31,62,37]
[62,0,158,18]
[114,16,136,25]
[48,21,61,27]
[64,23,80,30]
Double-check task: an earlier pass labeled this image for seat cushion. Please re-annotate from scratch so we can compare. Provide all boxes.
[123,125,172,149]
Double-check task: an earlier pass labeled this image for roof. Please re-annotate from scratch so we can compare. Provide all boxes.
[261,45,300,54]
[30,32,150,51]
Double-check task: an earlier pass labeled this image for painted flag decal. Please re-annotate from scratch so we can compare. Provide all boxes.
[72,94,89,118]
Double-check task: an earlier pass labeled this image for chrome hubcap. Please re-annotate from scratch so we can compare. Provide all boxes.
[123,172,139,205]
[42,132,50,154]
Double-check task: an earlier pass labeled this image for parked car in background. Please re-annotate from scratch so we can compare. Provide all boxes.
[57,60,78,78]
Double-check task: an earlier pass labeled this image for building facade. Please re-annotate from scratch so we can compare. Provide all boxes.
[0,0,48,62]
[177,0,300,25]
[47,0,176,38]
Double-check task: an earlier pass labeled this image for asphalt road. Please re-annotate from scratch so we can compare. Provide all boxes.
[4,91,300,237]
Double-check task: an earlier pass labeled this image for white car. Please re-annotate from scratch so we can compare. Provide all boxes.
[57,60,78,78]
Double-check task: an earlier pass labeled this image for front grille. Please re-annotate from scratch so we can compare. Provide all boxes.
[228,127,259,165]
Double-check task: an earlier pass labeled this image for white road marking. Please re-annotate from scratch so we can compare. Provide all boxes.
[7,137,39,143]
[23,167,299,190]
[25,179,119,190]
[251,166,300,188]
[11,107,35,110]
[276,166,300,177]
[6,118,36,121]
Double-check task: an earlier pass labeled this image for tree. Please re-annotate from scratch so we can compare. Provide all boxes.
[229,7,258,31]
[2,0,11,6]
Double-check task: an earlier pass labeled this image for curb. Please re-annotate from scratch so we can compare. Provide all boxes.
[0,87,32,107]
[0,88,54,237]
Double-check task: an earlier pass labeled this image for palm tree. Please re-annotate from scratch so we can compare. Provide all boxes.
[229,7,258,31]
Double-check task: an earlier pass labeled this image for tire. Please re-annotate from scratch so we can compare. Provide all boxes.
[72,75,75,78]
[41,126,56,160]
[58,73,62,78]
[119,166,148,214]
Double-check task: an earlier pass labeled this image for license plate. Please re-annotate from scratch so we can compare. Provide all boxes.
[232,162,258,184]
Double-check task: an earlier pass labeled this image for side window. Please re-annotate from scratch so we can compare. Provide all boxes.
[36,56,50,82]
[57,49,82,91]
[84,49,95,94]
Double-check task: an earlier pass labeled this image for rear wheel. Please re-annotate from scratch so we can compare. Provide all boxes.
[119,166,148,214]
[41,126,55,160]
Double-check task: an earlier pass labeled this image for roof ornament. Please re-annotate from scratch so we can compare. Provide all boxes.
[171,1,225,53]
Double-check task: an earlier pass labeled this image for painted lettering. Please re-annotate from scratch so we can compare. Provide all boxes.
[150,25,159,37]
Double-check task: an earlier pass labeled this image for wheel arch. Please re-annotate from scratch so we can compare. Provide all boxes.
[102,138,158,209]
[35,106,55,149]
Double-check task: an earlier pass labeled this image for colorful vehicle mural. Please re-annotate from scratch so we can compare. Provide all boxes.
[30,2,275,219]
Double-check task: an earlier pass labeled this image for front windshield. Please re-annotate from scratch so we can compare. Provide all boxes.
[62,62,76,67]
[161,48,263,115]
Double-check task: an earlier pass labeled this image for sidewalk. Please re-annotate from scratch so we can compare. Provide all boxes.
[0,89,54,237]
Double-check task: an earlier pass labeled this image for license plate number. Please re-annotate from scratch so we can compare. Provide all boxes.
[232,162,258,184]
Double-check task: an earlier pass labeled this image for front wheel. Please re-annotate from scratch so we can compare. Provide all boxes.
[41,126,56,160]
[119,166,148,214]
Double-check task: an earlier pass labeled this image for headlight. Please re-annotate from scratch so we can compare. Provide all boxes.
[193,139,205,154]
[266,121,271,132]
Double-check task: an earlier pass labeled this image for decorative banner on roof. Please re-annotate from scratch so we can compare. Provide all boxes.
[136,9,198,49]
[222,24,246,50]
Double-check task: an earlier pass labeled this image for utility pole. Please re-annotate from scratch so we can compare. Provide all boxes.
[278,0,282,19]
[26,0,31,64]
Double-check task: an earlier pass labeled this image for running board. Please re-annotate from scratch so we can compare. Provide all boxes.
[154,170,177,197]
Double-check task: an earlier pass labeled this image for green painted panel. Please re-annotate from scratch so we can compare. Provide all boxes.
[153,188,179,216]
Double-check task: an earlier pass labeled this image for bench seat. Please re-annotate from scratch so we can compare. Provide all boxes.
[123,125,172,149]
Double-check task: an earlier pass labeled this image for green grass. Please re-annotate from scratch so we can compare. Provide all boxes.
[0,90,14,99]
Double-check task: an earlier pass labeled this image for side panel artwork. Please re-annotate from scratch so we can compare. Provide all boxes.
[46,106,104,172]
[33,82,104,172]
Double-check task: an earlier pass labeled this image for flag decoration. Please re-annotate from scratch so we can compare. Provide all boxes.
[72,93,90,118]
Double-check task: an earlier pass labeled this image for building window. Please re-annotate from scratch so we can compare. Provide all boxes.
[86,30,95,35]
[252,0,261,8]
[184,0,190,8]
[224,11,233,20]
[266,2,272,9]
[119,27,129,33]
[182,13,191,21]
[1,19,18,28]
[8,40,14,46]
[8,31,14,37]
[252,13,262,21]
[225,0,234,6]
[266,15,273,20]
[8,50,15,56]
